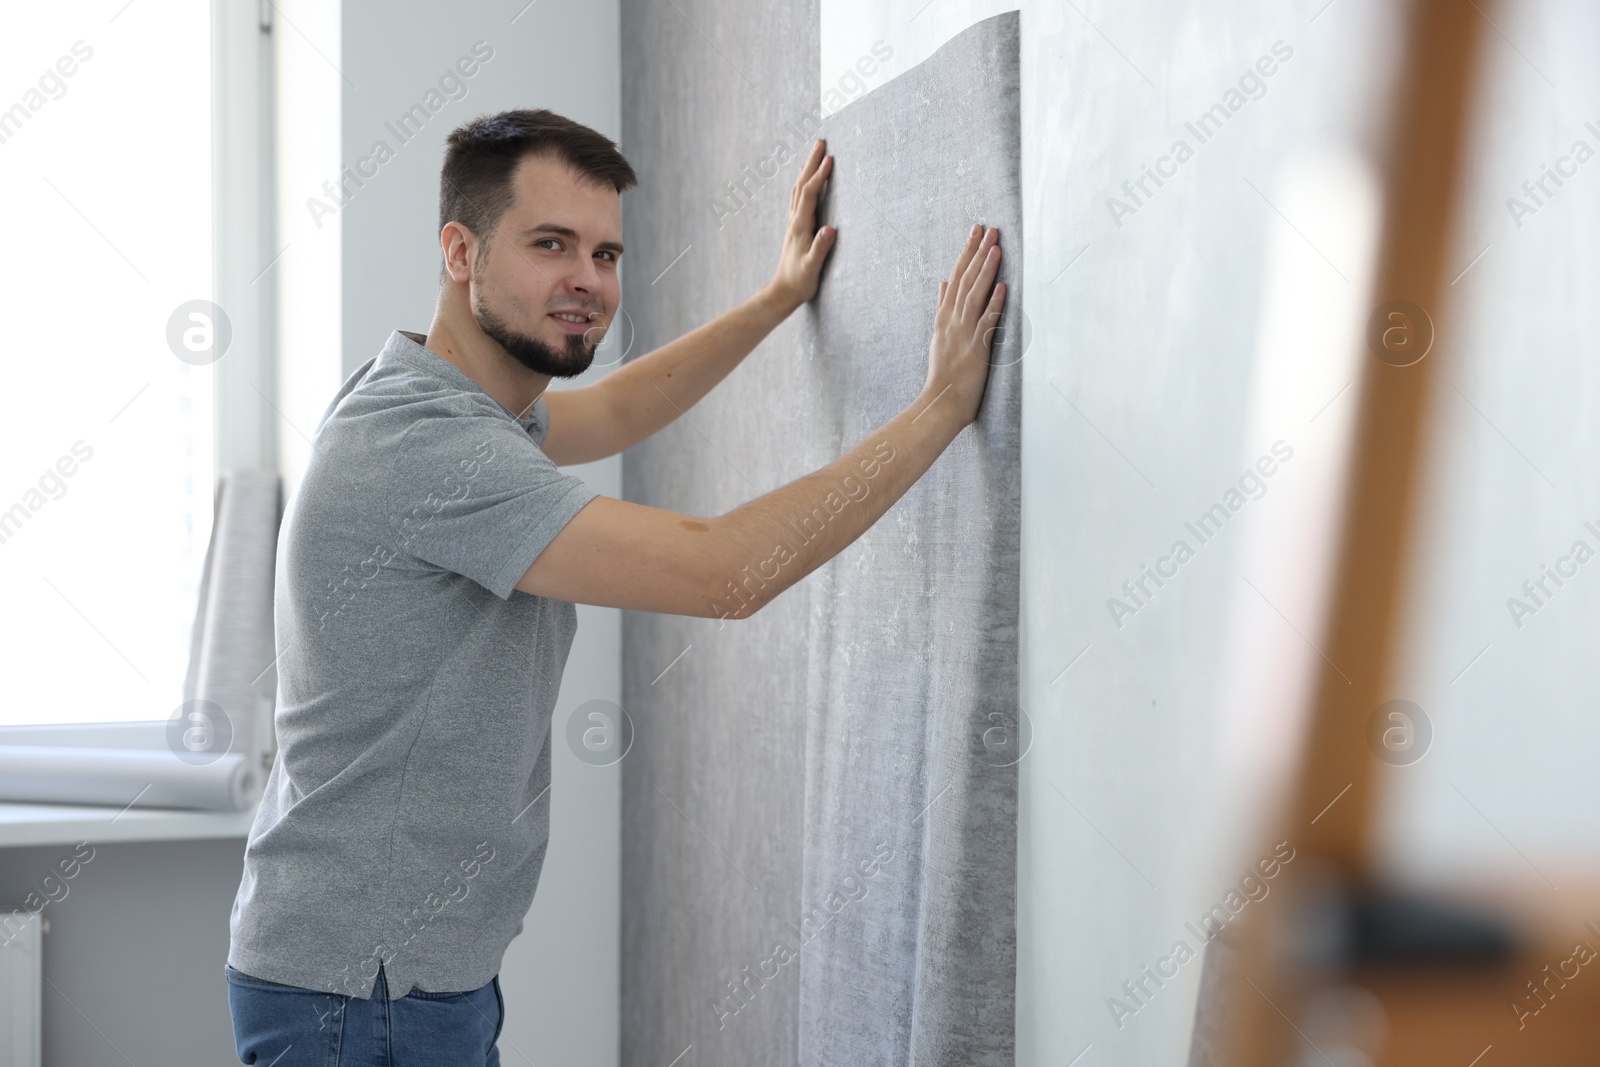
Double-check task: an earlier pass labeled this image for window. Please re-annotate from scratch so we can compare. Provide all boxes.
[0,2,220,728]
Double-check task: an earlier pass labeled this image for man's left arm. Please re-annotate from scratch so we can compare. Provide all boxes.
[542,139,838,466]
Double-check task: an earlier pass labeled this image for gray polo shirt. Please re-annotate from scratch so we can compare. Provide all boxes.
[228,328,602,999]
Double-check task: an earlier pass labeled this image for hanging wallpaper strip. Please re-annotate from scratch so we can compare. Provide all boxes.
[797,12,1022,1066]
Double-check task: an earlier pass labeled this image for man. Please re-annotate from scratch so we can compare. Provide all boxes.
[226,107,1005,1064]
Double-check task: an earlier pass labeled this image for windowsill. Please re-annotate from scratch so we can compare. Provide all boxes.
[0,800,258,850]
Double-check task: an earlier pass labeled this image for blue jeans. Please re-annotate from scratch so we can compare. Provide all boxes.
[226,962,503,1065]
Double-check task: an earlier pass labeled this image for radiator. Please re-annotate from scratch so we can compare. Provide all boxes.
[0,910,40,1067]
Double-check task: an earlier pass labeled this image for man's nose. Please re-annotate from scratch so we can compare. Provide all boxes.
[564,257,603,297]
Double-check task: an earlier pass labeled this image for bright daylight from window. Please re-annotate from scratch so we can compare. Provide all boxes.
[0,1,215,727]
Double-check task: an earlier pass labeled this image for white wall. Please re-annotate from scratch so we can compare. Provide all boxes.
[822,2,1396,1065]
[329,1,624,1062]
[825,3,1600,1066]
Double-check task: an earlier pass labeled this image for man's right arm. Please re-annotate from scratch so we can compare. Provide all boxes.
[514,385,969,618]
[515,224,1008,619]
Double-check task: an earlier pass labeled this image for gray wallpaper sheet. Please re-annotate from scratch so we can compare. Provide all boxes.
[619,7,1020,1065]
[799,13,1022,1067]
[620,3,820,1064]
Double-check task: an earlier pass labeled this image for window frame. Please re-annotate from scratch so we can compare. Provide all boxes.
[0,0,276,753]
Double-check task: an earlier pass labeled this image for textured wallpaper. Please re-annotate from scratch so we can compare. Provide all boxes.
[619,8,1020,1065]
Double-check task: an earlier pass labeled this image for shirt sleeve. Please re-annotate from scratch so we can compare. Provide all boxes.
[388,411,601,600]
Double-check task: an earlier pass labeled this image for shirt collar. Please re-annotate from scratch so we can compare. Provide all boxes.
[381,329,541,429]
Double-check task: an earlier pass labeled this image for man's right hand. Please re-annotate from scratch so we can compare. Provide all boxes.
[924,224,1007,426]
[518,223,1009,619]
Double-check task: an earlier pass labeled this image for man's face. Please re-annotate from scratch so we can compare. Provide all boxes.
[467,152,624,379]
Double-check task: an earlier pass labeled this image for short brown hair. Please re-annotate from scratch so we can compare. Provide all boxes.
[437,108,637,280]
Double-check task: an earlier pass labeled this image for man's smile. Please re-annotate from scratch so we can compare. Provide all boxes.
[548,310,598,333]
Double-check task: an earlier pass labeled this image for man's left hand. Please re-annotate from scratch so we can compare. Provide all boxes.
[765,139,838,313]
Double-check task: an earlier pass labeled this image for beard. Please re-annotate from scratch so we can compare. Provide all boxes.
[473,288,598,380]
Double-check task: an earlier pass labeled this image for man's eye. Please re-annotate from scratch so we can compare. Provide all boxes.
[536,238,560,250]
[596,250,616,262]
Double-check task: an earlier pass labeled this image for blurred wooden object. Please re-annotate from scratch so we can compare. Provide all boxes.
[1213,1,1600,1063]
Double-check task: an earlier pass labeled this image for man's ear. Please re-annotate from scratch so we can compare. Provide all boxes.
[440,221,479,284]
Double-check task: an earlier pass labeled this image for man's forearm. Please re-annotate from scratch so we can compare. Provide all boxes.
[707,384,969,621]
[601,285,797,452]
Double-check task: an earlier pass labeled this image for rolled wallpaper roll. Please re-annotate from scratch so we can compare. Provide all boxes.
[0,469,281,814]
[185,469,282,776]
[0,746,256,811]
